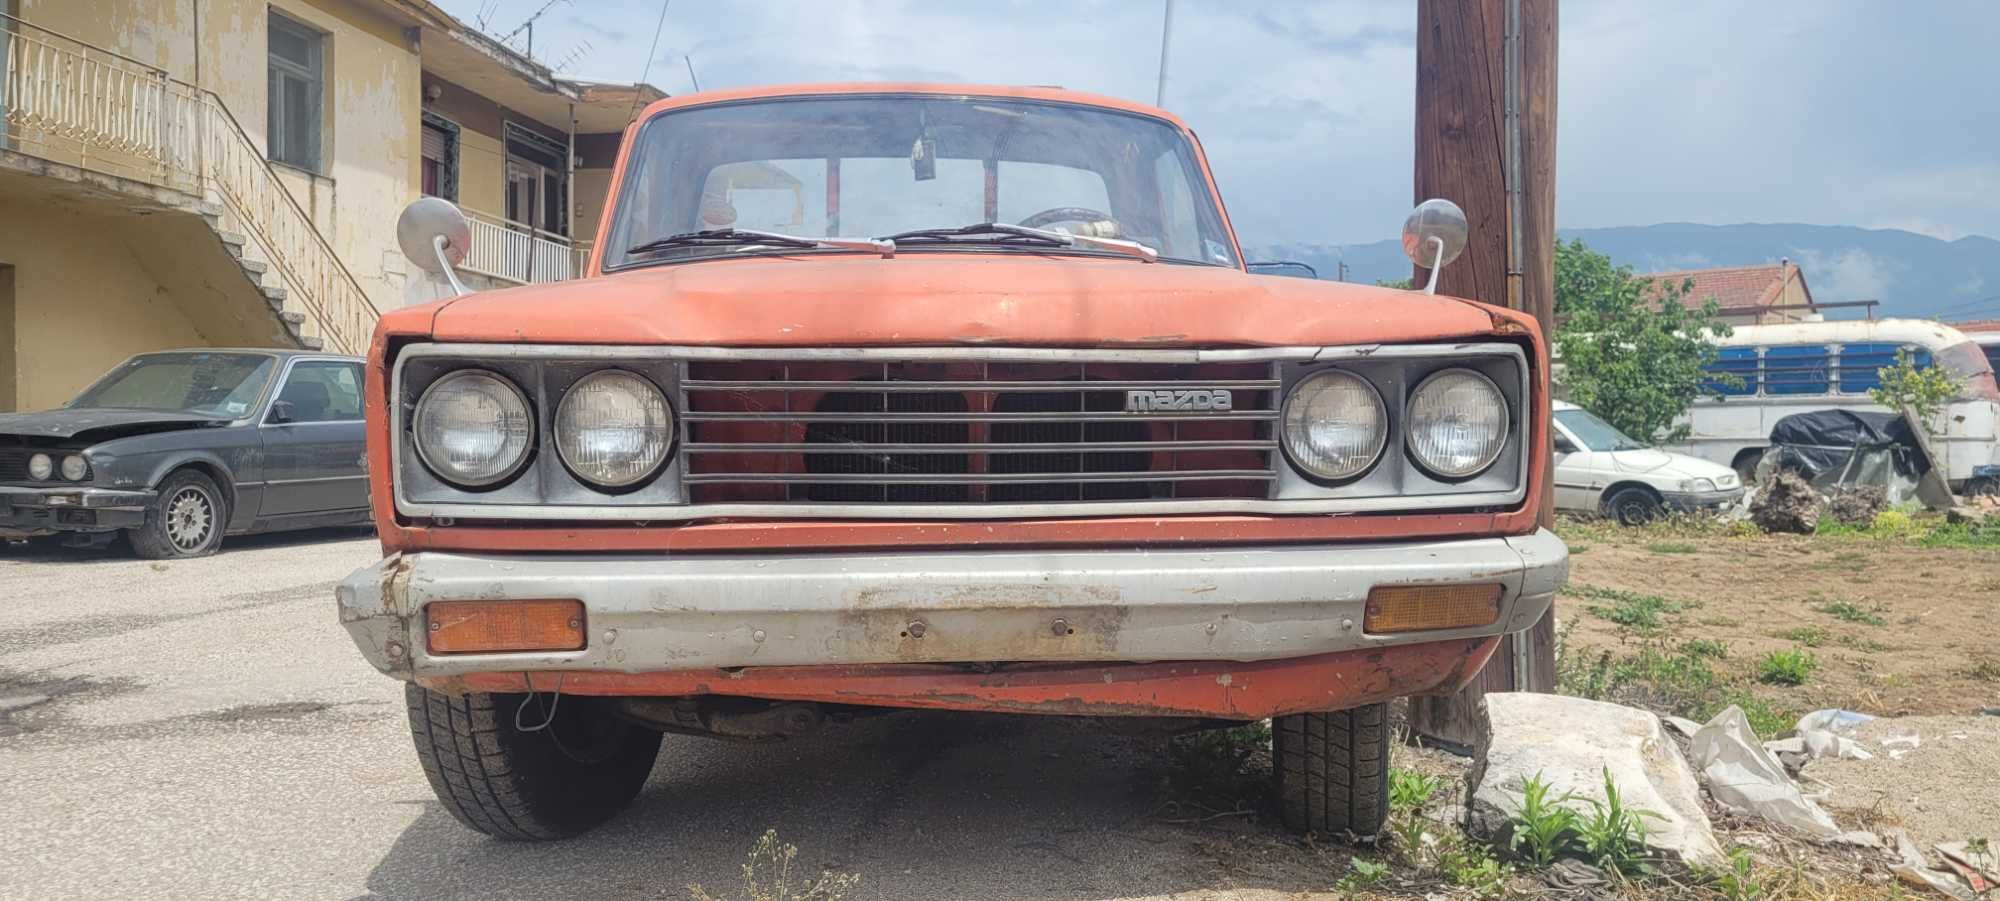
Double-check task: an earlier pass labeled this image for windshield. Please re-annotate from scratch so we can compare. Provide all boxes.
[1555,408,1648,452]
[71,352,277,417]
[603,94,1239,269]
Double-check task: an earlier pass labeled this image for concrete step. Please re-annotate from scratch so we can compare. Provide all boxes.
[215,230,247,251]
[278,310,305,327]
[237,258,268,277]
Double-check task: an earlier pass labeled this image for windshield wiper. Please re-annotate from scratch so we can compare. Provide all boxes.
[626,228,894,258]
[881,222,1159,263]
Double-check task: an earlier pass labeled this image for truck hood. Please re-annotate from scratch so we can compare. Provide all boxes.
[0,408,231,442]
[428,255,1517,347]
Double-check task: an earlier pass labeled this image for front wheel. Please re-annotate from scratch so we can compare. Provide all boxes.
[407,685,661,840]
[1605,486,1664,527]
[128,470,228,558]
[1272,703,1390,837]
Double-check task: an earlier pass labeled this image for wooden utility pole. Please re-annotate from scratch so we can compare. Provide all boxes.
[1407,0,1559,750]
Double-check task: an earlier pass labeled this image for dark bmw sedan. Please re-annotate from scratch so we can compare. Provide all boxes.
[0,349,369,557]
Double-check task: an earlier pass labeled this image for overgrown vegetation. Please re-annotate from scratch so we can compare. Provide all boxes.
[1571,583,1697,632]
[1869,347,1961,436]
[688,830,860,901]
[1553,239,1735,442]
[1756,649,1819,686]
[1812,599,1885,626]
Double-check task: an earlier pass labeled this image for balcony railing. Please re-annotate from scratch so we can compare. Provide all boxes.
[460,206,590,285]
[2,12,378,354]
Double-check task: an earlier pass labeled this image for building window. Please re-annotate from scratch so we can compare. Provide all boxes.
[420,112,459,201]
[504,122,568,236]
[267,13,323,172]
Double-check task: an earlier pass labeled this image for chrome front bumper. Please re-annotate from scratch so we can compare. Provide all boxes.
[1662,487,1747,510]
[338,528,1569,679]
[0,486,155,508]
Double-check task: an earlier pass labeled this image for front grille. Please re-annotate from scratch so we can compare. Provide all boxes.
[681,360,1280,505]
[0,450,27,482]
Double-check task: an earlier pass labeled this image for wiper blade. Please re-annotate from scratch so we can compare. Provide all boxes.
[880,222,1158,263]
[626,228,893,258]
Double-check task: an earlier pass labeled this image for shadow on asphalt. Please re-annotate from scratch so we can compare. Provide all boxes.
[357,710,1344,901]
[0,526,372,564]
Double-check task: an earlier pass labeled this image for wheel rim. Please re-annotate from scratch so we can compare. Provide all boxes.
[165,487,215,552]
[1617,498,1651,525]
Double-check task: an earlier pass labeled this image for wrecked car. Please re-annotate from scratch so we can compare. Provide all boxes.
[1,349,370,557]
[340,84,1569,841]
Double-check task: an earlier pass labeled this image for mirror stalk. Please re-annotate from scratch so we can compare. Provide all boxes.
[1421,236,1446,295]
[433,235,472,297]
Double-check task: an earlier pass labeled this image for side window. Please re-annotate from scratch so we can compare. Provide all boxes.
[1837,343,1930,394]
[267,13,324,172]
[275,361,363,423]
[1763,345,1831,396]
[1702,347,1760,396]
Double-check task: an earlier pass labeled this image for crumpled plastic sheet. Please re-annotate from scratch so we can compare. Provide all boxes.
[1689,706,1846,838]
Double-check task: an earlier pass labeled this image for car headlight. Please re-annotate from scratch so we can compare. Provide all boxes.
[1717,473,1738,488]
[1680,478,1716,492]
[554,370,674,489]
[413,369,534,488]
[61,455,89,481]
[1282,369,1388,481]
[27,453,53,481]
[1406,368,1509,479]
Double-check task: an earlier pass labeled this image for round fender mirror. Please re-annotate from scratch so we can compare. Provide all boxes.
[397,197,472,274]
[1401,198,1469,270]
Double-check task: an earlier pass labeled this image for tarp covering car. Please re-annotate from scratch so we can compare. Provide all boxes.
[1757,409,1929,506]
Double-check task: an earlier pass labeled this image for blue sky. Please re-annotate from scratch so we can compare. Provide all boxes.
[437,0,2000,248]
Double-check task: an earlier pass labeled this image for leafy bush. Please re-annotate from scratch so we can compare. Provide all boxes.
[1756,649,1818,686]
[1509,772,1579,868]
[1575,769,1664,877]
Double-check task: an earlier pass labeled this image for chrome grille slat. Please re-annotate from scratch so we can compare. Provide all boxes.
[680,356,1279,505]
[682,411,1278,423]
[681,379,1283,391]
[683,440,1277,453]
[684,470,1276,485]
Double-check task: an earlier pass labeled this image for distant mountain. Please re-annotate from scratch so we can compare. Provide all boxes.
[1250,223,2000,321]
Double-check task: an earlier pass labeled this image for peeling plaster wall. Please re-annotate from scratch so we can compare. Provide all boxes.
[0,198,209,410]
[263,0,421,312]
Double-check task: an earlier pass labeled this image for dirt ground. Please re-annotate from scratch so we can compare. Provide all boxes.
[1559,519,2000,718]
[1806,715,2000,852]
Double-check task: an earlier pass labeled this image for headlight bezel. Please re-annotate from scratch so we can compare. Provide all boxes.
[411,368,537,490]
[1280,368,1391,484]
[553,368,678,492]
[1403,367,1512,481]
[60,454,90,482]
[27,453,53,481]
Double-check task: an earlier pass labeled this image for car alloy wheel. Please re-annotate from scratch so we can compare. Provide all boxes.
[165,486,216,552]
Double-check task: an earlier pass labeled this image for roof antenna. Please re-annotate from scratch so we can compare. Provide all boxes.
[497,0,569,58]
[684,54,701,92]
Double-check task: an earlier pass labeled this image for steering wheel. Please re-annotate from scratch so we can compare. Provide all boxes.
[1016,206,1122,236]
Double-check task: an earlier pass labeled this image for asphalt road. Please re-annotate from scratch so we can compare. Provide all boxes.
[0,532,1345,901]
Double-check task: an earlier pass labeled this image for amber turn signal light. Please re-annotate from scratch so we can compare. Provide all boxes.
[426,599,586,655]
[1363,584,1503,634]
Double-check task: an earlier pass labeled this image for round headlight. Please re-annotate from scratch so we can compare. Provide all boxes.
[27,453,53,481]
[61,454,89,481]
[1282,369,1388,481]
[413,370,533,488]
[555,370,674,489]
[1406,368,1509,479]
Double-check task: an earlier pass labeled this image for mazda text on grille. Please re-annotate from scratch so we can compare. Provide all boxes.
[344,84,1569,841]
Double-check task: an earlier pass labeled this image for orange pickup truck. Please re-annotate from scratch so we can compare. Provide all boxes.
[339,83,1567,841]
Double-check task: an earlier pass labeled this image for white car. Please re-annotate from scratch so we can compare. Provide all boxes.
[1553,401,1747,525]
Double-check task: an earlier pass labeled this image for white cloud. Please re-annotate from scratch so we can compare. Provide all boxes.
[1793,248,1897,303]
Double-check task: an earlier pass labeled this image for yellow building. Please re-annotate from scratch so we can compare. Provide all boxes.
[0,0,661,411]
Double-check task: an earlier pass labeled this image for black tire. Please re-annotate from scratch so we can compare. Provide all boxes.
[406,685,661,841]
[1273,703,1389,838]
[1605,486,1664,527]
[128,469,228,558]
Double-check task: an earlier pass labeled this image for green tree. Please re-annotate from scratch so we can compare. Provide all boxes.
[1376,276,1414,290]
[1869,349,1959,436]
[1554,239,1733,442]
